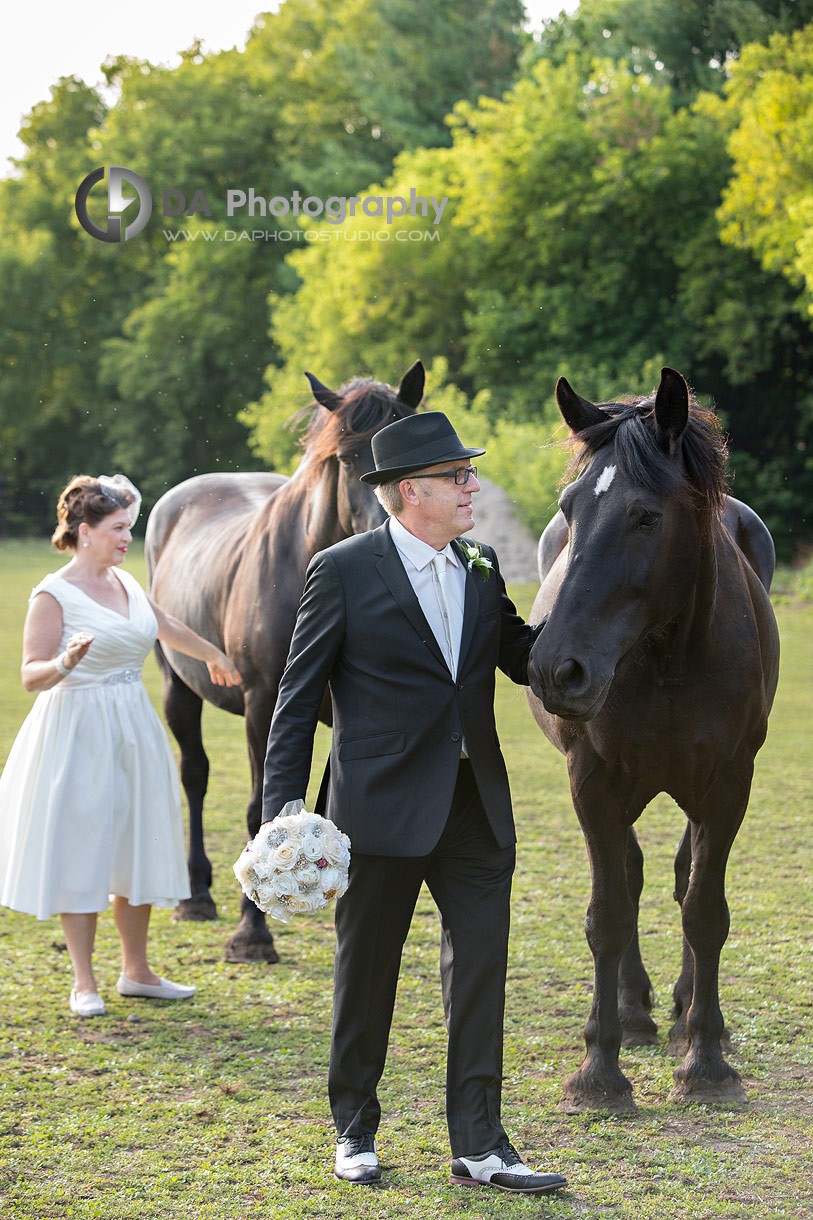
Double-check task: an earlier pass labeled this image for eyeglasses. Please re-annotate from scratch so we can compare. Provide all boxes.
[416,466,478,486]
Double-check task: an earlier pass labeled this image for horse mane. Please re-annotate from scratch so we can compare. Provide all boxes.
[563,394,729,531]
[303,378,414,467]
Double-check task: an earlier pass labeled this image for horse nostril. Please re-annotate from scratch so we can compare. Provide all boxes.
[554,658,588,693]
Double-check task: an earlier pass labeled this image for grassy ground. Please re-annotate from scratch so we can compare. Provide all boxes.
[0,541,810,1220]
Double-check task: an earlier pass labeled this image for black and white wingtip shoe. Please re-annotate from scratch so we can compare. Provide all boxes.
[334,1133,381,1184]
[450,1139,567,1194]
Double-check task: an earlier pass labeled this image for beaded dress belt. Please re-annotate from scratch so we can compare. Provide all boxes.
[100,669,142,685]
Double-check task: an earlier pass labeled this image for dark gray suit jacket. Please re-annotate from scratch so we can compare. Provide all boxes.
[262,521,541,855]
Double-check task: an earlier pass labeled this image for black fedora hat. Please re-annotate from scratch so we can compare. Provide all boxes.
[359,412,485,485]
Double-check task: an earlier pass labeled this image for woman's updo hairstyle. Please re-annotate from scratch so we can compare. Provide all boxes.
[51,474,140,551]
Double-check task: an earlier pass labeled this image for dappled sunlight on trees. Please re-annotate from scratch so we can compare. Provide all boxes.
[0,0,810,554]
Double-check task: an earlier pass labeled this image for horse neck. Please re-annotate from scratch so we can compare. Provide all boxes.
[283,457,348,555]
[665,524,720,665]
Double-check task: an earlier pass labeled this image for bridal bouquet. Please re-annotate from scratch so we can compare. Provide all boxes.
[233,800,351,923]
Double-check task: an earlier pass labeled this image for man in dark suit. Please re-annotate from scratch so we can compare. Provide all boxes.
[262,404,567,1196]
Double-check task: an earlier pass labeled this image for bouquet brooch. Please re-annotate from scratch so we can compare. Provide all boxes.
[233,800,351,923]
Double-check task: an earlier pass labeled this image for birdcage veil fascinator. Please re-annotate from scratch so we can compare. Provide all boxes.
[97,474,142,526]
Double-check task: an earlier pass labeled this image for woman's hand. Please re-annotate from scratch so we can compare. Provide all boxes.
[63,632,94,670]
[206,652,243,687]
[21,592,86,692]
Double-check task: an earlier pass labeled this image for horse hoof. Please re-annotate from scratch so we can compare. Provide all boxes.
[667,1031,689,1058]
[223,935,280,965]
[559,1067,637,1115]
[668,1073,747,1106]
[620,1014,659,1047]
[558,1089,638,1116]
[174,895,218,922]
[621,1029,659,1048]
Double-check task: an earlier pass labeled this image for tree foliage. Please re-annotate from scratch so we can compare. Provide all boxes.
[0,0,524,531]
[533,0,813,101]
[0,0,811,555]
[715,24,813,306]
[244,4,813,556]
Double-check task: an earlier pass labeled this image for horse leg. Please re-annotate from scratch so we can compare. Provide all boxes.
[161,659,217,921]
[223,690,280,964]
[668,822,694,1056]
[561,788,638,1114]
[669,822,734,1059]
[668,775,749,1104]
[618,827,657,1046]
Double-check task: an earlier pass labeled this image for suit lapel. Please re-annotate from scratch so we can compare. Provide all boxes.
[374,523,448,670]
[453,538,480,670]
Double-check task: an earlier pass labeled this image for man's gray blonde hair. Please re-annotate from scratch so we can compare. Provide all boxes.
[374,479,404,516]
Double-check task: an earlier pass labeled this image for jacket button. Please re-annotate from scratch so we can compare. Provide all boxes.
[457,682,464,690]
[451,732,461,743]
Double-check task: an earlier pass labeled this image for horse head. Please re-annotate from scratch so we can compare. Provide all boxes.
[528,367,727,720]
[302,360,424,540]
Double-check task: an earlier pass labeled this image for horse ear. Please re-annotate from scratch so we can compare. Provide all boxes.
[397,360,425,409]
[555,376,605,434]
[654,367,689,455]
[304,371,342,413]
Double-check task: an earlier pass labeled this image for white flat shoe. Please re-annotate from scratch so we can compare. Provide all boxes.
[69,988,105,1017]
[116,973,195,1000]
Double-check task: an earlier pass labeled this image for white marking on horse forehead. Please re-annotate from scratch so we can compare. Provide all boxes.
[594,464,617,497]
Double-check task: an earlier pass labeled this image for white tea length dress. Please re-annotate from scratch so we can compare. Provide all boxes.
[0,566,190,918]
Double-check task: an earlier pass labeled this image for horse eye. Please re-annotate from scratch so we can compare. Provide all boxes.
[637,514,660,532]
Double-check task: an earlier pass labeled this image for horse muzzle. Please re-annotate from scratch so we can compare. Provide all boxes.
[528,652,612,721]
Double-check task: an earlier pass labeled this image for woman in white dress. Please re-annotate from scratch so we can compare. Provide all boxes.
[0,474,242,1017]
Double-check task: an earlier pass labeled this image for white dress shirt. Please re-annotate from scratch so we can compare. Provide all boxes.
[388,515,466,679]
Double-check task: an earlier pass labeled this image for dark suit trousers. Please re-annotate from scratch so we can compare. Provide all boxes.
[328,760,516,1157]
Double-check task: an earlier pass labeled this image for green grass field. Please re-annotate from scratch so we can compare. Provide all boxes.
[0,541,810,1220]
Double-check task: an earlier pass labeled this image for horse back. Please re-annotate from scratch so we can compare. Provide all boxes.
[721,495,775,592]
[537,509,569,584]
[716,521,780,719]
[146,473,286,568]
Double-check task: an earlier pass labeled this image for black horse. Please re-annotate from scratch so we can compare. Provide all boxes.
[526,367,780,1111]
[145,361,424,962]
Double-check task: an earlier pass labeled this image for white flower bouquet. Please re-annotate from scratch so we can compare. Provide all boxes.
[233,800,351,923]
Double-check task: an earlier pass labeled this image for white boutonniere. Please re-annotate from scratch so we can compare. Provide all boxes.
[461,541,493,581]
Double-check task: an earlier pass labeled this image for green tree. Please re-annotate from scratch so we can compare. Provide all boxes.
[239,0,524,195]
[95,0,526,477]
[1,0,526,529]
[449,56,704,411]
[714,24,813,307]
[246,39,813,553]
[533,0,813,103]
[98,227,270,502]
[239,143,467,470]
[0,78,135,532]
[253,53,724,425]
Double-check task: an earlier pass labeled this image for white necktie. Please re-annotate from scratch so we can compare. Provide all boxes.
[431,552,462,677]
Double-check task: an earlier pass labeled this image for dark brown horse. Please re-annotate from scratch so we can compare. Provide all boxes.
[526,367,779,1111]
[145,361,424,962]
